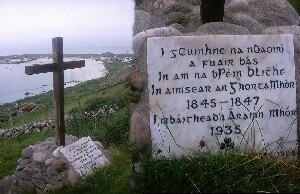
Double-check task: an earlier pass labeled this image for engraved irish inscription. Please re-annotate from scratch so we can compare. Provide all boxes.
[60,136,110,177]
[147,35,297,159]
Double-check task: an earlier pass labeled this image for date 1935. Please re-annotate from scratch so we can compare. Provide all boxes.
[211,125,241,136]
[277,149,297,157]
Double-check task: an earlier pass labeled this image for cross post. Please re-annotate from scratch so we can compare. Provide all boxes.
[25,37,85,146]
[200,0,225,24]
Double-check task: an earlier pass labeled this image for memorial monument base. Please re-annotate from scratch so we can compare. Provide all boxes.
[5,135,111,194]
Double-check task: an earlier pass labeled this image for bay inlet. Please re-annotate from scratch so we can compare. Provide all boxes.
[0,57,107,105]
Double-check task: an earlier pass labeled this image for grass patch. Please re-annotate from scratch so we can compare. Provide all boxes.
[104,62,129,76]
[138,151,300,193]
[0,62,129,129]
[48,146,132,194]
[66,80,131,146]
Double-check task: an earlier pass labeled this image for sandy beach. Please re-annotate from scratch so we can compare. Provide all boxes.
[31,57,107,86]
[64,58,107,87]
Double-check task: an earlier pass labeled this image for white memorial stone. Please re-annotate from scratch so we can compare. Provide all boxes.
[60,136,110,177]
[147,35,298,159]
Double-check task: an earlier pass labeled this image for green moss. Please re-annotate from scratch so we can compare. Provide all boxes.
[288,0,300,14]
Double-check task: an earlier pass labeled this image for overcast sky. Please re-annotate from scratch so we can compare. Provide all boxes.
[0,0,134,55]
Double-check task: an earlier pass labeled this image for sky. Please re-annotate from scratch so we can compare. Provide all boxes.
[0,0,135,55]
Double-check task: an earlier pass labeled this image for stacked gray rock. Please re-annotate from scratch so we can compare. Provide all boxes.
[0,104,118,139]
[224,0,299,33]
[0,120,55,139]
[0,175,15,194]
[7,135,111,193]
[134,0,201,34]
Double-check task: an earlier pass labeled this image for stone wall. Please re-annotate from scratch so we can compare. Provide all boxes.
[0,104,117,139]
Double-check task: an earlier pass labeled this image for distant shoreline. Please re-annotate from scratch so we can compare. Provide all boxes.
[0,57,106,105]
[0,53,132,105]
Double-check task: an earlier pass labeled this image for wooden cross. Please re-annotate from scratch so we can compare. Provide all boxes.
[200,0,225,24]
[25,37,85,146]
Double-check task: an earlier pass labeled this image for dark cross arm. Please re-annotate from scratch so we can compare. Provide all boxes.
[25,60,85,75]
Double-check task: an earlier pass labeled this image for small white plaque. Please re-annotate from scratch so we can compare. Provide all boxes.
[60,136,110,177]
[147,35,298,159]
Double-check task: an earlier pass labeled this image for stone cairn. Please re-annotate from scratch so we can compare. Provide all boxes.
[6,135,111,193]
[0,104,116,193]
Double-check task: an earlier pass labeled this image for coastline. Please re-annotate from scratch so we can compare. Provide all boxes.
[0,58,107,105]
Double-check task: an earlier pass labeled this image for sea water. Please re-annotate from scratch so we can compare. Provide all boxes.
[0,58,106,105]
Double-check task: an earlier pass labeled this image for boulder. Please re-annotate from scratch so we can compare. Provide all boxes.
[94,141,104,151]
[246,0,300,27]
[67,166,81,185]
[130,110,151,155]
[166,12,188,25]
[229,13,264,34]
[45,158,55,167]
[265,25,300,53]
[225,0,250,15]
[162,2,192,14]
[53,146,63,158]
[193,22,252,35]
[153,0,176,9]
[130,110,150,144]
[134,10,152,35]
[133,27,182,57]
[170,23,185,32]
[32,152,47,163]
[22,147,33,159]
[51,159,68,172]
